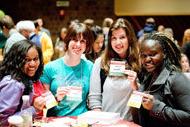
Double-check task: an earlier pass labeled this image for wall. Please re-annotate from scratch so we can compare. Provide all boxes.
[0,0,116,42]
[1,0,190,43]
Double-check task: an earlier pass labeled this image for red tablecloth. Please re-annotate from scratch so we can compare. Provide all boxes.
[34,116,141,127]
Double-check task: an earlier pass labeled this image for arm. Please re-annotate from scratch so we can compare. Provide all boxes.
[143,73,190,126]
[88,58,102,110]
[124,70,139,90]
[0,80,24,123]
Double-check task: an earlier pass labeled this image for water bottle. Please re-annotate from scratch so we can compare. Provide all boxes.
[8,115,24,127]
[21,95,33,127]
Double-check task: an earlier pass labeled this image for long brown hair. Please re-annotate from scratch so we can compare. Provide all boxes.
[101,18,140,74]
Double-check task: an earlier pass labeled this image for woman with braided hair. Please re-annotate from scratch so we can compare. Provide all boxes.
[136,33,190,127]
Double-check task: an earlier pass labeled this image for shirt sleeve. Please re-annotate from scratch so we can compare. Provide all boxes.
[0,80,24,123]
[151,73,190,126]
[88,58,103,110]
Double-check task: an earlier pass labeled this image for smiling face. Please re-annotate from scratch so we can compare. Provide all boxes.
[111,28,129,58]
[23,47,40,77]
[140,39,164,73]
[68,33,86,57]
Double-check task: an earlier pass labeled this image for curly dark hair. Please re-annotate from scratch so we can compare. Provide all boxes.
[0,40,44,94]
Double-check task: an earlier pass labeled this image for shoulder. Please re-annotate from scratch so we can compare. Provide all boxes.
[45,58,63,68]
[0,75,24,90]
[81,58,93,68]
[43,58,63,73]
[169,71,190,93]
[94,57,102,65]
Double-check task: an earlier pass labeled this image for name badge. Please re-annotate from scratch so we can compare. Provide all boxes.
[66,86,82,101]
[127,91,143,108]
[44,91,58,110]
[109,60,126,76]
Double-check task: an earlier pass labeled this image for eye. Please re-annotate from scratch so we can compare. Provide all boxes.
[80,39,86,44]
[120,35,126,40]
[25,56,39,63]
[33,57,39,61]
[111,37,116,41]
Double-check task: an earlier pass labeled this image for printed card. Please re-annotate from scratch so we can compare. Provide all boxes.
[127,91,143,108]
[109,60,126,76]
[44,91,58,110]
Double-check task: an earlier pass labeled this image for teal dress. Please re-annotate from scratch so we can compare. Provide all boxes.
[40,58,93,116]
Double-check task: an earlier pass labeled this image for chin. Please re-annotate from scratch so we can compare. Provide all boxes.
[146,68,155,73]
[27,73,35,77]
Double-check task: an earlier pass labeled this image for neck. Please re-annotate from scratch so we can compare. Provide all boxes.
[119,53,127,59]
[63,52,81,66]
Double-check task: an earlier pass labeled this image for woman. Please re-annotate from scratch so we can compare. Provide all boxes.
[85,25,105,63]
[40,22,94,116]
[88,18,140,120]
[53,27,68,59]
[0,40,45,126]
[138,33,190,127]
[180,53,190,72]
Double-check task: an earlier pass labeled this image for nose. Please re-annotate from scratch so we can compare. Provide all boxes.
[99,42,103,48]
[143,55,152,63]
[28,60,36,66]
[76,41,81,46]
[115,38,122,44]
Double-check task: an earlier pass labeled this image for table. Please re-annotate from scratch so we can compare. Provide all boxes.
[33,116,141,127]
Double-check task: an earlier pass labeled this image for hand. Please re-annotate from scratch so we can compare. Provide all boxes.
[56,86,69,101]
[93,108,102,111]
[33,95,46,111]
[124,70,138,90]
[142,93,154,110]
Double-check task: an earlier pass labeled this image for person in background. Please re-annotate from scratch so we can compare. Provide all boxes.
[40,22,94,117]
[181,28,190,47]
[0,40,45,126]
[102,17,113,46]
[36,18,51,37]
[53,27,68,59]
[4,20,35,54]
[180,53,190,72]
[84,25,105,62]
[137,33,190,127]
[30,20,54,64]
[0,10,6,50]
[157,25,165,33]
[181,28,190,62]
[137,17,156,44]
[137,17,156,39]
[163,27,178,46]
[0,15,15,61]
[88,18,140,121]
[83,18,94,29]
[0,15,15,49]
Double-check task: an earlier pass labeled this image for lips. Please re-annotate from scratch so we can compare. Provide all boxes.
[73,48,81,54]
[115,44,123,49]
[144,64,155,72]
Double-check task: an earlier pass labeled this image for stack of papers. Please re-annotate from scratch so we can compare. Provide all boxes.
[77,111,121,125]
